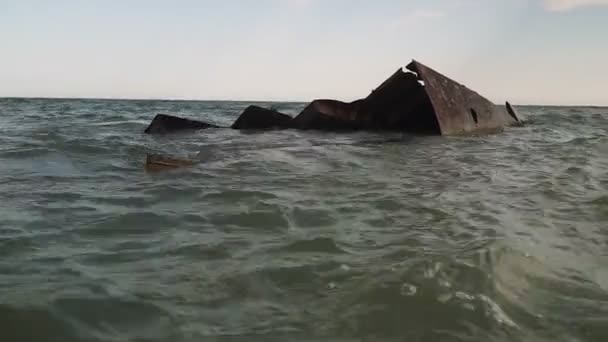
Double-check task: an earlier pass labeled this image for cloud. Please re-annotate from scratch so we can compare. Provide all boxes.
[543,0,608,11]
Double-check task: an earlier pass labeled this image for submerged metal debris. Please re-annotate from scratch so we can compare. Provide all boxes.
[144,114,220,134]
[141,59,524,173]
[144,154,198,172]
[231,105,293,130]
[285,60,522,134]
[144,59,521,137]
[406,60,521,135]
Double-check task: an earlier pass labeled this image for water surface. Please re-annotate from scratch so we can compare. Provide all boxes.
[1,98,607,341]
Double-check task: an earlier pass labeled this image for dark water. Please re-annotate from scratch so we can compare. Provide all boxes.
[1,98,607,342]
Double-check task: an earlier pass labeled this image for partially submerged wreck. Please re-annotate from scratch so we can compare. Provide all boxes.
[144,114,220,134]
[143,59,523,168]
[144,59,522,137]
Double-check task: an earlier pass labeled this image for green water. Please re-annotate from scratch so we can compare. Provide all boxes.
[1,98,607,341]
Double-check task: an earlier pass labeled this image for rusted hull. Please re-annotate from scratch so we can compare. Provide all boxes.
[232,105,294,130]
[292,100,366,130]
[142,59,522,137]
[141,59,524,171]
[406,60,521,135]
[144,114,219,134]
[360,68,440,134]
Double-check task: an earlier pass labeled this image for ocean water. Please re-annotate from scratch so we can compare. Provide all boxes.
[0,97,607,342]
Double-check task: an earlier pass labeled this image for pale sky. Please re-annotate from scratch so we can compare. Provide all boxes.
[1,0,607,105]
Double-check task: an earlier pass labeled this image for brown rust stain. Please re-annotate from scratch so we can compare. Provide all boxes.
[406,60,520,136]
[144,154,198,172]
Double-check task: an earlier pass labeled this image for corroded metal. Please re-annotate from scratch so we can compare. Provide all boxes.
[232,105,294,130]
[143,59,522,138]
[143,60,524,171]
[292,99,365,130]
[361,69,440,133]
[406,60,520,135]
[144,114,219,134]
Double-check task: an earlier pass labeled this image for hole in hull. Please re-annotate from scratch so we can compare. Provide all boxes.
[470,109,479,125]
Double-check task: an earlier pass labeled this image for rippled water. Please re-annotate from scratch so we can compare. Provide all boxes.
[1,98,607,342]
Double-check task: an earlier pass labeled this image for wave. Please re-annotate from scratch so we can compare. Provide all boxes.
[1,100,608,341]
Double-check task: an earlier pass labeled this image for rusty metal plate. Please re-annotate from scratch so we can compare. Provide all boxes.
[231,105,294,130]
[293,99,366,130]
[144,114,220,134]
[406,60,520,135]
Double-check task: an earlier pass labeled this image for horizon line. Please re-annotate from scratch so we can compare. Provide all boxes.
[0,95,606,108]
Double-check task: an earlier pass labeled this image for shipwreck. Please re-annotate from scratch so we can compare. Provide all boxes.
[143,59,523,170]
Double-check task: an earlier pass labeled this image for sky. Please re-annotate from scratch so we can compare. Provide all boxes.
[1,0,607,105]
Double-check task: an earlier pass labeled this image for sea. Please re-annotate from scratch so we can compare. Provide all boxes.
[0,97,607,342]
